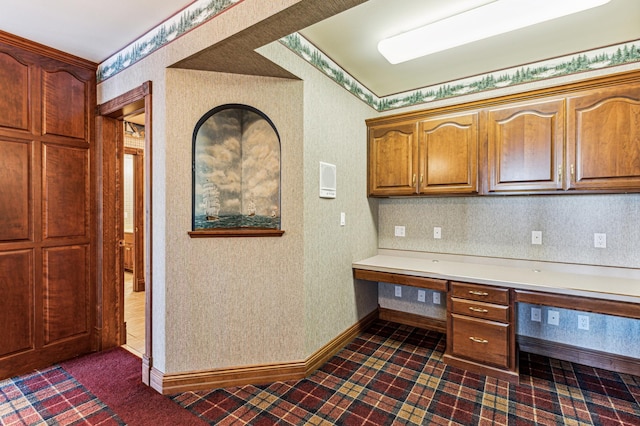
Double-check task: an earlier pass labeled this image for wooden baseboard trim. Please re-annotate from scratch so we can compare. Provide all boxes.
[518,335,640,377]
[379,307,447,333]
[151,309,379,394]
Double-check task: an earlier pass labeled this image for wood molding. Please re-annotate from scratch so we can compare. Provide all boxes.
[354,269,448,291]
[0,30,97,71]
[514,290,640,320]
[518,335,640,377]
[378,307,446,333]
[188,229,285,238]
[150,310,378,394]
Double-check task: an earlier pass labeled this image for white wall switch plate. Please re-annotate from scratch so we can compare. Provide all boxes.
[433,292,441,304]
[394,226,405,237]
[394,285,402,297]
[417,290,426,302]
[531,231,542,245]
[594,233,606,248]
[548,310,559,326]
[340,212,345,226]
[433,227,442,239]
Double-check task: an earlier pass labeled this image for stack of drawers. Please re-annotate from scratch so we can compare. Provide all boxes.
[444,281,518,383]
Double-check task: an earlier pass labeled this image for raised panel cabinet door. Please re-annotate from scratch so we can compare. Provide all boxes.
[368,121,418,196]
[487,99,565,193]
[0,138,31,241]
[567,82,640,190]
[0,51,30,132]
[418,112,478,194]
[42,70,87,141]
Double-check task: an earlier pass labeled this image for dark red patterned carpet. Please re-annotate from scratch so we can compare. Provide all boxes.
[1,321,639,425]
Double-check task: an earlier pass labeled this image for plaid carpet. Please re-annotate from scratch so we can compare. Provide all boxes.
[0,365,124,425]
[173,321,640,425]
[1,321,639,425]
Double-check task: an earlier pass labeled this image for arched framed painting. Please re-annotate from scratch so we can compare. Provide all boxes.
[188,104,284,237]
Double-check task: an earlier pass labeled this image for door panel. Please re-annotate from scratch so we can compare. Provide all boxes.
[43,144,88,239]
[0,250,33,357]
[0,138,31,241]
[43,245,89,344]
[0,51,29,131]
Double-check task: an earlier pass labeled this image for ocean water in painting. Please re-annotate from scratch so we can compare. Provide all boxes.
[194,214,280,230]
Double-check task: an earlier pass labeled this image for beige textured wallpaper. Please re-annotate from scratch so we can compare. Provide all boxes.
[378,195,640,268]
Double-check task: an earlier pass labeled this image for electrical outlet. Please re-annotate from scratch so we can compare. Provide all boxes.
[433,227,442,239]
[417,290,426,302]
[548,310,559,326]
[394,286,402,298]
[433,292,441,305]
[531,231,542,245]
[578,315,590,330]
[394,226,405,237]
[594,233,606,248]
[531,307,542,322]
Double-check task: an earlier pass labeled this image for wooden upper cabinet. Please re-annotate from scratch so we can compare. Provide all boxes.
[0,52,30,132]
[567,82,640,190]
[418,112,478,194]
[368,120,418,196]
[486,99,565,193]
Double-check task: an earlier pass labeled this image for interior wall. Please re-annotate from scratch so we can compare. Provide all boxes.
[258,42,380,355]
[163,69,305,372]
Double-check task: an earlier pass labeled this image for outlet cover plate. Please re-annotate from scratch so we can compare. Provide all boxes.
[578,315,590,330]
[394,285,402,297]
[531,307,542,322]
[433,292,441,304]
[532,231,542,245]
[594,233,606,248]
[433,227,442,239]
[417,289,426,302]
[548,310,560,326]
[395,226,405,237]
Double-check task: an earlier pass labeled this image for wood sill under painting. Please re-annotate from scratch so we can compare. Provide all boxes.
[189,104,284,238]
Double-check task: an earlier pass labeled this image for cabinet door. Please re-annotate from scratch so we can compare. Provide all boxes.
[567,83,640,190]
[418,112,478,194]
[487,99,565,192]
[368,121,418,196]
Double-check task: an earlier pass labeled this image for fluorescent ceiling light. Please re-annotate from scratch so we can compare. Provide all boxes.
[378,0,611,64]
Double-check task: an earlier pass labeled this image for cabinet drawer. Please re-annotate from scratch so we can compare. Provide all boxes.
[451,298,509,322]
[450,313,509,368]
[450,282,509,305]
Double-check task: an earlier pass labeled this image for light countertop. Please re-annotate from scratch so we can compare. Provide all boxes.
[353,249,640,304]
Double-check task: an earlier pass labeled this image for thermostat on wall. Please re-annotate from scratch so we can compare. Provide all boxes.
[319,161,336,198]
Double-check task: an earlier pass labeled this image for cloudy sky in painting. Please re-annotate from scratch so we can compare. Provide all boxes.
[195,108,280,216]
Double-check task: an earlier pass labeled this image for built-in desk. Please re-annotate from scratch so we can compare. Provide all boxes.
[353,250,640,381]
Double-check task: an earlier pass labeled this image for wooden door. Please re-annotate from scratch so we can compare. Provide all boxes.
[0,39,96,378]
[486,99,565,193]
[418,112,478,194]
[368,121,418,196]
[567,83,640,190]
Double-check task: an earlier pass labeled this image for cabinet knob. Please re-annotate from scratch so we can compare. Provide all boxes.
[469,336,489,344]
[468,290,489,296]
[468,307,489,313]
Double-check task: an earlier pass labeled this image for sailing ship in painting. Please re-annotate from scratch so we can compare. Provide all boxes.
[247,197,256,217]
[201,182,220,221]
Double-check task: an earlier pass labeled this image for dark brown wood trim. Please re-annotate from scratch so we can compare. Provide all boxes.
[97,81,151,117]
[378,307,447,333]
[354,269,448,291]
[188,229,285,238]
[518,335,640,377]
[150,309,378,394]
[514,290,640,320]
[305,310,378,375]
[0,30,97,71]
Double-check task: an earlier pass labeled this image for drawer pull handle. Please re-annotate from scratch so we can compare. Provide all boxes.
[469,337,488,344]
[468,307,489,313]
[468,290,489,296]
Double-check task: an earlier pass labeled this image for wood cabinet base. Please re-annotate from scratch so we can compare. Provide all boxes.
[443,353,519,384]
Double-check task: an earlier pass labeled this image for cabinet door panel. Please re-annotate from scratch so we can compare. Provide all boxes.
[487,99,564,192]
[368,121,418,196]
[567,83,640,190]
[0,52,30,132]
[419,113,478,194]
[0,138,31,241]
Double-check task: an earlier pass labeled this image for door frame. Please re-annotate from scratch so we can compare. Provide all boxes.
[124,147,145,293]
[97,81,153,385]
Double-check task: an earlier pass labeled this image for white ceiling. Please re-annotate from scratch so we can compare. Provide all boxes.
[0,0,638,96]
[0,0,193,63]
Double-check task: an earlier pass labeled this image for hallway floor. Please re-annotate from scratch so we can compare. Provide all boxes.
[123,272,145,356]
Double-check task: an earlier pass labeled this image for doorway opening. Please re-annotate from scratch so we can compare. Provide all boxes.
[123,119,146,357]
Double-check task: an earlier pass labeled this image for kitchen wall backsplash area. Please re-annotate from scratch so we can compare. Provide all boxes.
[378,194,640,269]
